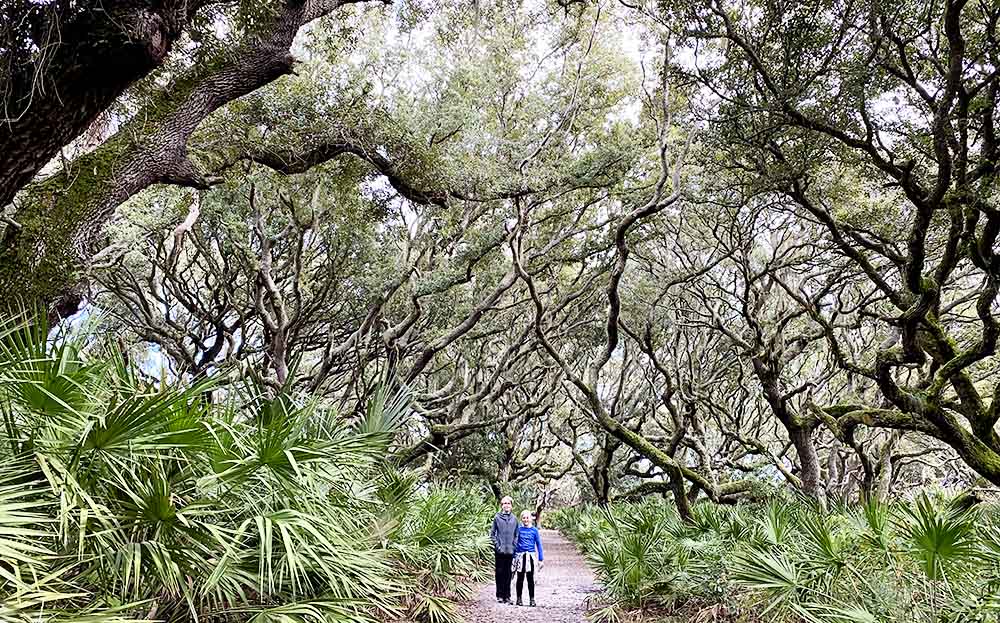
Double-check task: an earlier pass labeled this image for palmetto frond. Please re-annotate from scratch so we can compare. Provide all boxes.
[558,495,1000,623]
[0,314,461,621]
[731,548,801,615]
[899,493,979,582]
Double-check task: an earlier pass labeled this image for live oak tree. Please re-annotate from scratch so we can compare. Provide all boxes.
[16,0,1000,504]
[88,0,649,475]
[1,0,227,209]
[693,204,836,504]
[678,0,1000,486]
[0,0,407,316]
[511,28,773,518]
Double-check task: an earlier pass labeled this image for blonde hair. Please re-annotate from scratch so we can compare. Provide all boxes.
[500,496,513,505]
[520,509,533,522]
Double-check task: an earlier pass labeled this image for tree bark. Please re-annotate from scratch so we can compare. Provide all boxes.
[591,439,616,506]
[0,1,203,210]
[789,425,826,508]
[0,0,385,317]
[752,357,827,507]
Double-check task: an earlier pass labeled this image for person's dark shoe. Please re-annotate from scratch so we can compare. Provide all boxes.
[516,599,523,606]
[496,598,503,603]
[529,600,536,607]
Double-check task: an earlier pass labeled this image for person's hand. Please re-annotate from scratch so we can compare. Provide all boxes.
[539,561,544,570]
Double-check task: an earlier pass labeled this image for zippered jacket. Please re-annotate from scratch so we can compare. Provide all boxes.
[490,511,518,554]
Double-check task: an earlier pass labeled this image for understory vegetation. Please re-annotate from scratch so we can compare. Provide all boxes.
[0,316,491,622]
[553,495,1000,623]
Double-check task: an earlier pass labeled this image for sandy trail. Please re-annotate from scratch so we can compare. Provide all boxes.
[457,529,599,623]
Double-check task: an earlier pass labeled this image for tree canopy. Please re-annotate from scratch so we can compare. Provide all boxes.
[3,0,1000,518]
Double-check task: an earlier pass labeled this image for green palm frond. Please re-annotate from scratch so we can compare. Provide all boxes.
[560,498,1000,623]
[760,500,795,547]
[409,593,462,623]
[0,312,478,622]
[356,383,412,439]
[800,513,850,580]
[375,465,421,511]
[731,548,800,596]
[900,494,979,582]
[244,599,379,623]
[0,473,53,571]
[1,595,155,623]
[854,495,893,553]
[691,501,724,535]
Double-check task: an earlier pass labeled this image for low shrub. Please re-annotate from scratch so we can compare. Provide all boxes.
[553,495,1000,623]
[0,316,492,622]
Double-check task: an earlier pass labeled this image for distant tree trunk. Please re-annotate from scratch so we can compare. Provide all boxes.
[686,482,701,506]
[589,434,618,506]
[875,456,894,501]
[789,425,827,508]
[534,489,550,527]
[755,359,827,509]
[873,432,903,501]
[592,469,612,507]
[668,466,693,522]
[489,481,503,501]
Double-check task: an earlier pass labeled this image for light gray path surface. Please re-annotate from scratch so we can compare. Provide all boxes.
[458,529,599,623]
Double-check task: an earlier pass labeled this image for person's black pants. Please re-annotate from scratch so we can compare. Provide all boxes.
[516,569,534,602]
[494,552,513,599]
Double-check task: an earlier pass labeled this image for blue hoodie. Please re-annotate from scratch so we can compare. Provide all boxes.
[513,525,543,561]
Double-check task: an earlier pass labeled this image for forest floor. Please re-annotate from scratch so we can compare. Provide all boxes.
[458,529,600,623]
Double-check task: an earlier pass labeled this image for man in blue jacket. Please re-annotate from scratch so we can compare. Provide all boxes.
[489,496,518,603]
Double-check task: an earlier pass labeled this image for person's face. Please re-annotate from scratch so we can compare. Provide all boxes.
[520,512,532,527]
[501,499,512,513]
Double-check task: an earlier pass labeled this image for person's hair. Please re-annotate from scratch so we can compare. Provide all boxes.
[500,496,513,505]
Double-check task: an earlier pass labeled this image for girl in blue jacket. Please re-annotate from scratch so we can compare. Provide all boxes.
[512,509,544,606]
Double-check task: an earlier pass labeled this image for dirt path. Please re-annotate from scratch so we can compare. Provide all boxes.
[458,529,599,623]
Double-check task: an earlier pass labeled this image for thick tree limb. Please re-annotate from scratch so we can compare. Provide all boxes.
[0,1,211,209]
[0,0,387,317]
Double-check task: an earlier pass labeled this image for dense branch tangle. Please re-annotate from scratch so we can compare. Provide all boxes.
[0,0,393,316]
[511,39,758,518]
[685,0,1000,485]
[10,0,998,506]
